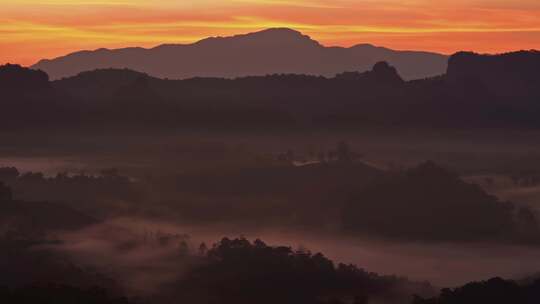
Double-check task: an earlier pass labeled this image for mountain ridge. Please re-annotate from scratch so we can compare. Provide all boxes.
[5,50,540,130]
[32,28,448,81]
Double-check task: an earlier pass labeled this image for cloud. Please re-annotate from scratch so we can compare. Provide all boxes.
[1,0,539,65]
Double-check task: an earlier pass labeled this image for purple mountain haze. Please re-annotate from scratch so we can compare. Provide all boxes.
[32,28,448,81]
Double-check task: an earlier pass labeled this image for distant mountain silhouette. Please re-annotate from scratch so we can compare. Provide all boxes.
[32,28,447,81]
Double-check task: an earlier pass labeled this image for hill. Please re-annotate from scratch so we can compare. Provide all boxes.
[342,162,540,244]
[2,50,540,130]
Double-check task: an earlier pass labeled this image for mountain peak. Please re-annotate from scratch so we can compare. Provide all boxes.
[195,27,320,48]
[253,27,305,37]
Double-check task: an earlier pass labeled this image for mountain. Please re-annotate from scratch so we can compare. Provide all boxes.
[0,64,72,129]
[3,50,540,130]
[0,63,50,92]
[447,50,540,98]
[32,28,447,81]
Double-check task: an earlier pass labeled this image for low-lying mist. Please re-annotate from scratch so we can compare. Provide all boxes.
[42,217,540,291]
[3,130,540,303]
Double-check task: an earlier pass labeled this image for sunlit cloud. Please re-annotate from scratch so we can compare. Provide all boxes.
[1,0,539,65]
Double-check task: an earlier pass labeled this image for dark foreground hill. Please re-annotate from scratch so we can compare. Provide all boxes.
[158,237,435,304]
[2,50,540,130]
[32,28,447,81]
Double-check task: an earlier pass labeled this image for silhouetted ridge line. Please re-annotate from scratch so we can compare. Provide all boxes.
[32,27,447,81]
[447,50,540,98]
[5,51,540,130]
[194,28,321,47]
[0,64,49,90]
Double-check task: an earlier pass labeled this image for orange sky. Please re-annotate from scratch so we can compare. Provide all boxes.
[1,0,540,66]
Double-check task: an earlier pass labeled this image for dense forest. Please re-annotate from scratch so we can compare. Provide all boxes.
[2,51,540,130]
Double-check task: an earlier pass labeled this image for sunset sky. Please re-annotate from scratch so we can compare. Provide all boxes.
[1,0,540,66]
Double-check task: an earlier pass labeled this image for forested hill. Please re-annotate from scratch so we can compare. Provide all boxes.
[2,50,540,130]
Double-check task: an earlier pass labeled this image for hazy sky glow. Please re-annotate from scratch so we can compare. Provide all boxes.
[1,0,539,65]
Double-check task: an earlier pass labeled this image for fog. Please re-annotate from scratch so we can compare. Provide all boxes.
[3,129,540,303]
[36,216,540,293]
